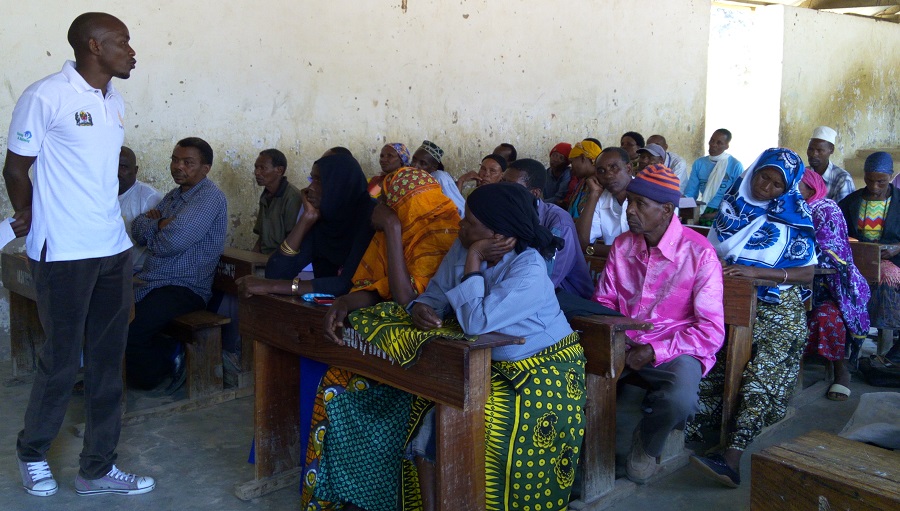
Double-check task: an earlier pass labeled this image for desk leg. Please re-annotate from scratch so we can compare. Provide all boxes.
[9,292,44,379]
[254,339,301,478]
[721,325,752,447]
[435,348,490,511]
[580,371,617,502]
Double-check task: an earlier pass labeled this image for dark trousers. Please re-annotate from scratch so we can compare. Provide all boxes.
[17,249,132,479]
[626,355,702,457]
[125,285,205,390]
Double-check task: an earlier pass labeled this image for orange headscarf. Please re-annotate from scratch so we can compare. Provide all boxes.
[351,167,460,298]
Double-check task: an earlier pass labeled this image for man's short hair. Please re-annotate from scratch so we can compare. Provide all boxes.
[509,159,547,191]
[601,147,631,165]
[713,128,733,142]
[176,137,213,165]
[259,148,287,169]
[622,131,645,148]
[497,143,517,161]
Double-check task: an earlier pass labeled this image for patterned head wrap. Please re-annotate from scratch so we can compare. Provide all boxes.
[388,143,411,166]
[419,140,444,163]
[568,140,602,163]
[800,168,828,205]
[467,182,564,260]
[710,148,816,304]
[382,167,440,209]
[626,164,681,206]
[864,151,894,175]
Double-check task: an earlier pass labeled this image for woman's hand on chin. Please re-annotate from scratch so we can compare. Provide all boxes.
[469,235,517,264]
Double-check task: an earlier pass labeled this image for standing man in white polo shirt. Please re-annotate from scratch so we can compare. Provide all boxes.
[3,13,155,497]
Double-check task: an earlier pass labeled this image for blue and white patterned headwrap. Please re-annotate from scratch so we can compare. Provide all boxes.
[709,148,817,303]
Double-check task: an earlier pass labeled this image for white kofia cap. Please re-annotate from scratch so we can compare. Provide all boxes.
[811,126,837,144]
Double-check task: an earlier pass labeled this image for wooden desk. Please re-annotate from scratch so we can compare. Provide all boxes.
[570,315,650,505]
[3,248,265,380]
[1,252,41,379]
[849,241,881,285]
[235,293,524,510]
[213,247,269,296]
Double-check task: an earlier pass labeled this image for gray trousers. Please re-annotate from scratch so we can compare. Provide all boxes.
[16,249,132,479]
[625,355,702,458]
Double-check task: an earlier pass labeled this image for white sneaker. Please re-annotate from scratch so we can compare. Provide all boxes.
[17,457,58,497]
[74,464,155,495]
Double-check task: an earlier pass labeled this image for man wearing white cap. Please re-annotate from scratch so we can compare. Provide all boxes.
[807,126,854,202]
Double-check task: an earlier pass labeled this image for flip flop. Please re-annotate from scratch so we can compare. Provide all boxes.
[826,383,850,401]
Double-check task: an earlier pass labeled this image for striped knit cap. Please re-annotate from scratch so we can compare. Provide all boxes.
[626,164,681,206]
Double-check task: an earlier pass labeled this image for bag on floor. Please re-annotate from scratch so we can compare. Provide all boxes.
[858,355,900,388]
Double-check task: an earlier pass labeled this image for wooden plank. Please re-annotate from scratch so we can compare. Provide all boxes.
[253,339,301,480]
[850,240,881,285]
[234,467,304,501]
[569,315,648,504]
[751,431,900,511]
[213,247,268,295]
[184,326,224,399]
[2,252,36,300]
[435,347,490,511]
[720,325,753,447]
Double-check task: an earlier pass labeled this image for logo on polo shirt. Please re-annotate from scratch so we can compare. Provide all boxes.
[16,131,32,143]
[74,111,93,127]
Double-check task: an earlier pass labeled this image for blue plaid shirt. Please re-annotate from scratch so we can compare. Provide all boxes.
[132,177,227,303]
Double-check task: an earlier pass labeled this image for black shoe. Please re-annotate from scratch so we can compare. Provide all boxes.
[164,349,186,395]
[690,454,740,488]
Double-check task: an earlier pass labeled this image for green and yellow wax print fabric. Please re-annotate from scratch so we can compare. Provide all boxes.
[305,304,587,510]
[346,301,475,367]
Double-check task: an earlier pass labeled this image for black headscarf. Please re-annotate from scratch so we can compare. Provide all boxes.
[312,153,375,265]
[466,182,564,260]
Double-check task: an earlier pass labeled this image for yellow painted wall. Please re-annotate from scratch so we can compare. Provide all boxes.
[779,6,900,180]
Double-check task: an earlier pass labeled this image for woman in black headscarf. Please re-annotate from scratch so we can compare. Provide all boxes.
[237,152,375,298]
[408,182,586,511]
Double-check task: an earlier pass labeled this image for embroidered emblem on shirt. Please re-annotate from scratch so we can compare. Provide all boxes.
[16,131,32,143]
[74,111,93,127]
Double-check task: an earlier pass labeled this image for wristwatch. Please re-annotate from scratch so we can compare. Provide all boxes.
[585,245,595,256]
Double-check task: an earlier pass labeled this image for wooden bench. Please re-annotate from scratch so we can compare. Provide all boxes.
[235,292,524,509]
[751,430,899,510]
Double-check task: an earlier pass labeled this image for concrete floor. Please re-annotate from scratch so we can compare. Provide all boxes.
[0,355,894,511]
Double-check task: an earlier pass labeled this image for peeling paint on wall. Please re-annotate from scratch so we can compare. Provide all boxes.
[0,0,712,359]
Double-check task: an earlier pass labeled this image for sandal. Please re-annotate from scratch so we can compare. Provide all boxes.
[826,383,851,401]
[690,453,740,488]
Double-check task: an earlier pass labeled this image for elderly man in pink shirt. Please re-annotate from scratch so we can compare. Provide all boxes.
[592,164,726,484]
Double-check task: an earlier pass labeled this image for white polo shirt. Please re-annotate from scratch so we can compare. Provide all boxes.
[589,191,629,246]
[7,60,131,262]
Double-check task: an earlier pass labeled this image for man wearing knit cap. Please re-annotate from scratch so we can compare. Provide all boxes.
[807,125,855,202]
[592,164,725,484]
[544,142,572,206]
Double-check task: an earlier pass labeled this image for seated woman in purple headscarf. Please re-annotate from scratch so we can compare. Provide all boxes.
[798,168,870,401]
